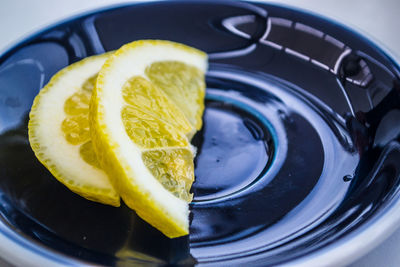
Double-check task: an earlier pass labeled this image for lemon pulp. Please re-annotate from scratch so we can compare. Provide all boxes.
[146,60,206,131]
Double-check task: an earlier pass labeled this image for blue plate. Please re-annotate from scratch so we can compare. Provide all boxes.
[0,1,399,266]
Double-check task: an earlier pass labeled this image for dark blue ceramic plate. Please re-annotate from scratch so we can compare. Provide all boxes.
[0,1,400,266]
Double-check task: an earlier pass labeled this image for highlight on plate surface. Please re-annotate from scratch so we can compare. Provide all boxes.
[28,40,208,238]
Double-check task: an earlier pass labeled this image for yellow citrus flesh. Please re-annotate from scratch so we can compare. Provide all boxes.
[122,76,193,136]
[146,60,206,131]
[28,53,119,206]
[90,40,207,238]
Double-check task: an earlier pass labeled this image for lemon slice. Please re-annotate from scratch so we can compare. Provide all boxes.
[91,40,207,238]
[28,53,119,206]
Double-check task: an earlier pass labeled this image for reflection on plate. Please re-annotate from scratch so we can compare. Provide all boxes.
[0,1,399,266]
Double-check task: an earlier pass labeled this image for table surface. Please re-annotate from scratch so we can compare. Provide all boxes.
[1,0,400,266]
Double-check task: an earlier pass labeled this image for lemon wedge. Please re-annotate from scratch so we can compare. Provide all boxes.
[90,40,207,238]
[28,53,119,206]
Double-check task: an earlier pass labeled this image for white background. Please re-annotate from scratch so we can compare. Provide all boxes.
[1,0,400,266]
